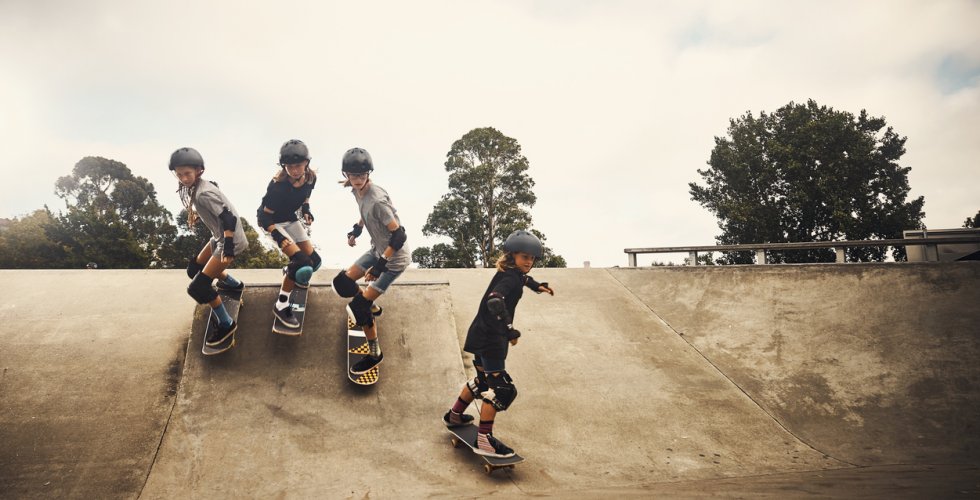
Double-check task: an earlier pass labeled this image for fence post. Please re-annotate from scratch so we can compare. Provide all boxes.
[689,251,698,266]
[628,252,637,267]
[835,247,845,263]
[755,249,766,265]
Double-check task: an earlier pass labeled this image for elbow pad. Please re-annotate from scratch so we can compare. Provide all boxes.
[486,294,513,327]
[388,226,407,250]
[256,207,274,230]
[218,207,238,232]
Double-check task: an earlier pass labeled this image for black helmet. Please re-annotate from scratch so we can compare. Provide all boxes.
[342,147,374,174]
[169,147,204,170]
[280,139,310,165]
[501,230,543,258]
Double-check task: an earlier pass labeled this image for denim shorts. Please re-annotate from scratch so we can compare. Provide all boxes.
[472,355,506,373]
[353,252,403,294]
[272,220,310,244]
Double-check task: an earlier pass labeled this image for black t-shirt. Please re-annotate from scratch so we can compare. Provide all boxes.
[259,177,316,224]
[463,267,541,360]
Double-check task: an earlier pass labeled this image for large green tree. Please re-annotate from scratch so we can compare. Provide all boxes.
[413,127,565,268]
[49,156,178,268]
[689,100,925,264]
[0,209,66,268]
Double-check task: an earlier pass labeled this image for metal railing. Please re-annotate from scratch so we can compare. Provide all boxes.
[624,236,980,267]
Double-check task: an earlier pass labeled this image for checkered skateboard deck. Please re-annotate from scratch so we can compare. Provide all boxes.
[347,315,379,385]
[202,287,243,356]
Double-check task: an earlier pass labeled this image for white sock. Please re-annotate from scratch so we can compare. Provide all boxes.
[276,291,290,311]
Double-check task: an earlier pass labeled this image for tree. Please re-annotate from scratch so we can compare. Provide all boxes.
[0,209,66,268]
[964,210,979,228]
[413,127,565,268]
[689,100,925,264]
[49,157,178,268]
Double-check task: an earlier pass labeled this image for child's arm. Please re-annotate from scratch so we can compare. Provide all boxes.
[524,276,554,295]
[365,220,406,280]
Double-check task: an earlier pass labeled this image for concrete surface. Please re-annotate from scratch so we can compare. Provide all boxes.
[1,264,978,498]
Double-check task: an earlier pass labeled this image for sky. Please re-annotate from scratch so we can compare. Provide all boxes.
[1,0,977,268]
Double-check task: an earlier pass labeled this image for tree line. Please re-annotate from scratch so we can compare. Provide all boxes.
[0,127,568,269]
[0,156,285,269]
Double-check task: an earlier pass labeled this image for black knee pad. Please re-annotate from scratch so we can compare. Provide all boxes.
[485,371,517,411]
[348,294,375,327]
[310,251,322,272]
[287,252,314,285]
[186,257,204,280]
[333,271,359,298]
[187,272,217,304]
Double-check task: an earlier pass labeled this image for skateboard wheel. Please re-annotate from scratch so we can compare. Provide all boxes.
[484,464,493,475]
[450,438,460,448]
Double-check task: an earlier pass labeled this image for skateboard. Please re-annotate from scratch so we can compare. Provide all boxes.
[447,422,524,475]
[347,314,380,385]
[202,287,243,356]
[272,286,307,335]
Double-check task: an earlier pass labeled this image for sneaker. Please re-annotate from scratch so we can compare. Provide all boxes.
[274,305,300,328]
[474,432,515,458]
[206,320,237,346]
[216,279,244,292]
[350,352,383,374]
[442,410,474,428]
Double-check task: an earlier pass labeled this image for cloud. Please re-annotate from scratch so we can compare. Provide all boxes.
[1,0,977,267]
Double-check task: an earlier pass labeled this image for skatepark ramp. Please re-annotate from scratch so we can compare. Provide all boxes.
[1,264,978,498]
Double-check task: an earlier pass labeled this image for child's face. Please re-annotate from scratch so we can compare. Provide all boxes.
[346,172,369,190]
[173,166,202,187]
[282,160,308,180]
[514,252,536,273]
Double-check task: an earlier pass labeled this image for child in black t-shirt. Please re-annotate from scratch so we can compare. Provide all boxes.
[442,230,554,458]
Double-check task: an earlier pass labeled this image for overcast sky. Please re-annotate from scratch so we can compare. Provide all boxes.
[1,1,977,268]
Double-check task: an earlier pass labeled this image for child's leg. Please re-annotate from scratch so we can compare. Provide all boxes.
[202,254,234,326]
[445,359,485,426]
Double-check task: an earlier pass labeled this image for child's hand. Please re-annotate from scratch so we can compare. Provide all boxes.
[538,283,554,296]
[510,337,519,346]
[347,234,357,247]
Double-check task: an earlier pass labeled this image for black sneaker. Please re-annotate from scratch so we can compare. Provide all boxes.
[206,321,237,346]
[216,279,244,292]
[474,433,515,458]
[274,305,300,328]
[351,352,383,374]
[442,410,474,428]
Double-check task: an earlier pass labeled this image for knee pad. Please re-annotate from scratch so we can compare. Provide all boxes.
[466,373,489,399]
[310,251,322,272]
[333,271,359,298]
[287,252,314,285]
[348,294,375,327]
[186,257,204,280]
[187,272,217,304]
[484,371,517,411]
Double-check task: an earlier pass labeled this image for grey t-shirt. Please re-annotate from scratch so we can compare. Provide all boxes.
[355,183,410,272]
[193,180,249,255]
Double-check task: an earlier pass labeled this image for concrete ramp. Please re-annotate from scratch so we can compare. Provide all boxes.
[0,270,190,499]
[140,281,475,498]
[2,266,978,498]
[416,268,842,492]
[609,263,980,466]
